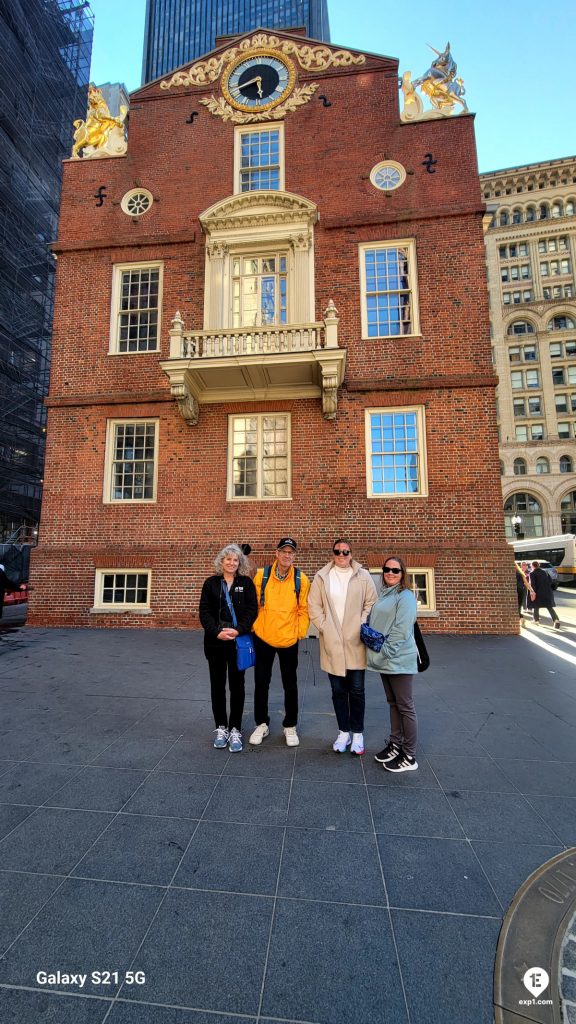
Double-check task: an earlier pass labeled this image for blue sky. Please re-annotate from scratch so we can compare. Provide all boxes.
[88,0,575,173]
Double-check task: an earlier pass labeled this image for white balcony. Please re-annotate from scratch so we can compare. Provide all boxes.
[160,302,346,425]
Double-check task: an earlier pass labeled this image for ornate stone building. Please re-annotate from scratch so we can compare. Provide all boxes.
[481,156,576,539]
[29,31,517,632]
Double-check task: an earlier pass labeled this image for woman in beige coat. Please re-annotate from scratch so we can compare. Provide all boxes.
[308,540,377,755]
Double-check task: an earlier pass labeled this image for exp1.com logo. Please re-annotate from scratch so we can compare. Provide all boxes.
[519,968,553,1007]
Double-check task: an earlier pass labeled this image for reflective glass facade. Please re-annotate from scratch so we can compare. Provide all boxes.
[142,0,330,83]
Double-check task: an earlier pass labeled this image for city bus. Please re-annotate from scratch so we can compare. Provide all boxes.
[510,534,576,586]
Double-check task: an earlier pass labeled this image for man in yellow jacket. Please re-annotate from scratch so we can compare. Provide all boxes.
[249,538,310,747]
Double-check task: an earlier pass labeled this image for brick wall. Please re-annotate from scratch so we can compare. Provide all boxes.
[30,31,518,633]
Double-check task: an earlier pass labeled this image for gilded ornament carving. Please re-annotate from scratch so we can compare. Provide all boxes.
[199,83,318,124]
[160,34,365,91]
[71,85,128,159]
[400,43,468,123]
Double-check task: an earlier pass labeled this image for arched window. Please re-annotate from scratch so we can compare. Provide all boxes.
[548,315,576,331]
[507,320,535,335]
[560,490,576,533]
[551,202,563,218]
[504,493,543,538]
[560,455,573,473]
[566,200,575,216]
[539,203,549,219]
[513,458,527,476]
[499,211,509,226]
[512,208,522,224]
[526,206,536,221]
[536,457,550,474]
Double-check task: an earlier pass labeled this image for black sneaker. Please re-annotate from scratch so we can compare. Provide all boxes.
[383,750,418,773]
[374,741,400,764]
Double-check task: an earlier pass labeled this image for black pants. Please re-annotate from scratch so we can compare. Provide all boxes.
[205,642,245,731]
[253,635,299,728]
[533,604,559,624]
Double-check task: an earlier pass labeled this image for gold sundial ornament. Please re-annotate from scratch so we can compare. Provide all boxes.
[160,33,366,124]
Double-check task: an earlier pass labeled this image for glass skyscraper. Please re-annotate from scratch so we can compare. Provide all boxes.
[142,0,330,83]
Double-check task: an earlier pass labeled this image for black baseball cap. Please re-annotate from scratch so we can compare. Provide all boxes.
[277,537,297,550]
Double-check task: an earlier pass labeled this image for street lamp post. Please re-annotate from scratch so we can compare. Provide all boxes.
[511,514,524,539]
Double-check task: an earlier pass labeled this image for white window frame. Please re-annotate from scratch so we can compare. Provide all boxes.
[227,413,291,502]
[368,566,437,614]
[103,419,159,504]
[92,569,152,612]
[359,240,420,339]
[365,406,428,498]
[109,261,163,355]
[234,124,285,195]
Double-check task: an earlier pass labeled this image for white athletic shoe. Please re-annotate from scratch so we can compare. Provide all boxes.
[283,726,300,747]
[351,733,365,755]
[249,723,269,745]
[333,731,351,753]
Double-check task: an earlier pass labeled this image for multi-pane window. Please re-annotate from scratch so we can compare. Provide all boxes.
[528,396,542,415]
[553,368,566,386]
[548,315,576,331]
[229,414,290,500]
[365,408,427,497]
[361,242,417,337]
[513,399,525,417]
[536,457,550,474]
[558,423,572,439]
[106,421,157,502]
[232,254,287,327]
[511,370,539,389]
[239,128,281,191]
[555,395,568,413]
[114,265,161,352]
[94,570,150,609]
[531,423,544,440]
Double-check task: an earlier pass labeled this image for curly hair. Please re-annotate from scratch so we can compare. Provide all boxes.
[213,544,248,576]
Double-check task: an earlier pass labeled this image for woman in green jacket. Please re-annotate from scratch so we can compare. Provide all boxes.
[366,555,419,773]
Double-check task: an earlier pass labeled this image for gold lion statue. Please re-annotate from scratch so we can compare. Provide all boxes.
[71,85,128,159]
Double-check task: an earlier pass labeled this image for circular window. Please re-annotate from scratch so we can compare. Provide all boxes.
[121,189,153,217]
[370,161,406,192]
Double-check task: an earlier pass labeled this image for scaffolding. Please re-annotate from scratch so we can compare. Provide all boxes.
[0,0,93,541]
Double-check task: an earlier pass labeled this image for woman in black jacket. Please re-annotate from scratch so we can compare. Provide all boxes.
[199,544,258,751]
[529,561,561,629]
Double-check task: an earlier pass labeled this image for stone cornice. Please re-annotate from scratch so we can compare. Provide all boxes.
[200,190,318,233]
[45,390,173,408]
[346,373,498,393]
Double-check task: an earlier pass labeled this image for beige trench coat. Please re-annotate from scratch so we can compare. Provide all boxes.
[308,560,378,677]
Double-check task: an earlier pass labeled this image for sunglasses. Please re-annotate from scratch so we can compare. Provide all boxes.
[383,566,402,575]
[333,548,350,556]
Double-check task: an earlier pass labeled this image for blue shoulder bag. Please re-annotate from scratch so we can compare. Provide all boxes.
[222,582,256,671]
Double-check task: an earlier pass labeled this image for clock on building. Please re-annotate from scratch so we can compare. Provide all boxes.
[222,51,296,112]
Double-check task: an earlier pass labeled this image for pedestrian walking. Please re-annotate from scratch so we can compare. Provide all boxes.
[516,561,530,627]
[529,560,561,629]
[367,556,419,773]
[249,538,310,747]
[199,544,258,751]
[308,538,377,755]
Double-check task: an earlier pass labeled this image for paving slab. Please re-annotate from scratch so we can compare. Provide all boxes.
[0,621,574,1022]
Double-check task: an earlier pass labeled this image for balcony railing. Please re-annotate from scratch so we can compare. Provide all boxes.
[160,301,346,425]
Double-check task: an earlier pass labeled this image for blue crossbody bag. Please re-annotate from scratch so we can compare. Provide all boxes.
[222,582,256,671]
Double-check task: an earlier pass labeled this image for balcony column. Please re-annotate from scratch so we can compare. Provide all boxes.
[291,232,312,322]
[205,241,228,329]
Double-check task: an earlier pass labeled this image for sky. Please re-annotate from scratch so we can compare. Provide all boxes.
[87,0,576,174]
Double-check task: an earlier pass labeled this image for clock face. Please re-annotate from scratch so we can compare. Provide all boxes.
[223,52,295,112]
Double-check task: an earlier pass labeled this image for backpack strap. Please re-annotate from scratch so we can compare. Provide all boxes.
[260,565,272,606]
[294,567,301,604]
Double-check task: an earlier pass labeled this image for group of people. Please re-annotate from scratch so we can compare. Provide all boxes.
[516,560,561,629]
[199,537,420,774]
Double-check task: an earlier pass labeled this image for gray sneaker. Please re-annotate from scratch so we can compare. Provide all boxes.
[228,728,243,752]
[213,726,229,749]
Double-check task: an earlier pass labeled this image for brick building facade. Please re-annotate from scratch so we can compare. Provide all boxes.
[29,30,517,632]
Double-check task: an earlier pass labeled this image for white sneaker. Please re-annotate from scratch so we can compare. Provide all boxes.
[283,726,300,747]
[249,723,269,745]
[333,731,351,753]
[351,733,365,755]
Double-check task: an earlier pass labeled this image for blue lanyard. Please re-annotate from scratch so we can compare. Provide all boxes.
[221,581,238,628]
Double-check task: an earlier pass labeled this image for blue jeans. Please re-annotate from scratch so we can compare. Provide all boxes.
[328,669,365,733]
